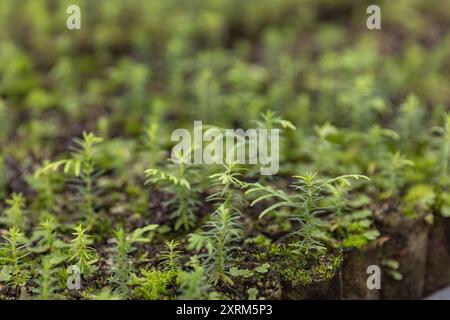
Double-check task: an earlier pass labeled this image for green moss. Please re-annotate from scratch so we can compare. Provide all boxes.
[244,234,272,248]
[130,269,181,300]
[269,245,342,287]
[342,234,369,248]
[402,184,435,218]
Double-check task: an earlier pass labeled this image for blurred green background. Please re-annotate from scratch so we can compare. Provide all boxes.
[0,0,450,184]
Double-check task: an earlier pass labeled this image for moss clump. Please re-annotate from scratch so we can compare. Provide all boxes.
[402,184,435,219]
[130,269,181,300]
[343,234,370,248]
[268,245,342,287]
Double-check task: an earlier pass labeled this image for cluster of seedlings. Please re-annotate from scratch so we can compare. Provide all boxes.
[1,0,450,299]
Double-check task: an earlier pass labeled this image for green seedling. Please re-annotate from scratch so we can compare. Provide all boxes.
[68,225,98,276]
[247,173,369,254]
[35,132,103,227]
[188,204,242,285]
[0,227,30,288]
[34,255,64,300]
[378,152,414,199]
[160,239,182,273]
[109,224,158,295]
[179,256,220,300]
[32,216,65,253]
[207,163,247,212]
[145,157,199,231]
[1,193,27,229]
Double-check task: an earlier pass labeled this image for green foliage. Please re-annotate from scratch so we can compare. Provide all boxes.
[35,132,103,226]
[131,269,181,300]
[87,287,121,300]
[179,256,219,300]
[159,240,182,273]
[326,183,379,248]
[432,113,450,184]
[247,173,369,254]
[309,123,341,172]
[402,184,435,219]
[32,216,64,253]
[188,205,241,285]
[395,95,426,152]
[255,263,270,274]
[69,132,104,226]
[439,193,450,218]
[1,0,450,301]
[188,164,246,285]
[145,162,199,230]
[0,155,5,198]
[0,227,30,288]
[1,193,27,229]
[109,224,158,295]
[68,225,98,276]
[382,259,403,281]
[229,267,253,278]
[247,287,259,300]
[378,152,415,199]
[269,247,342,287]
[244,234,272,248]
[229,263,270,279]
[362,125,399,174]
[253,110,296,131]
[28,160,59,213]
[207,164,247,212]
[338,74,386,130]
[339,209,380,248]
[143,115,165,168]
[253,110,297,169]
[33,255,63,300]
